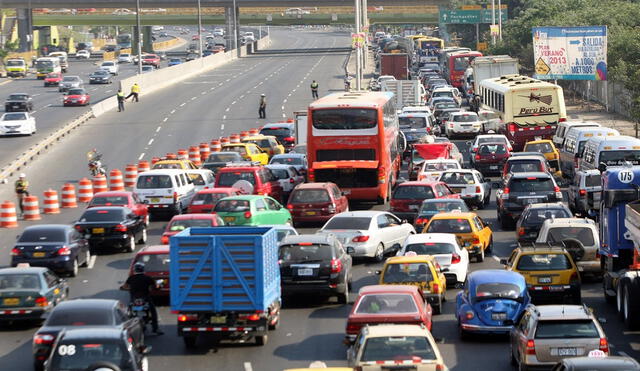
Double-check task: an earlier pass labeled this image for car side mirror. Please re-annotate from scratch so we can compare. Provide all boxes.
[500,258,508,265]
[375,270,382,275]
[401,219,408,224]
[346,247,355,254]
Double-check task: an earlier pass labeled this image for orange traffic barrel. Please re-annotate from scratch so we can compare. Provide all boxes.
[109,169,125,191]
[43,189,60,214]
[210,140,222,152]
[61,183,78,208]
[188,146,201,166]
[240,131,250,140]
[137,160,151,173]
[78,178,93,202]
[151,157,160,166]
[124,165,138,188]
[92,174,108,193]
[249,128,260,136]
[220,137,230,146]
[22,196,41,220]
[0,201,18,228]
[165,152,177,160]
[177,149,188,160]
[199,143,210,163]
[230,134,240,144]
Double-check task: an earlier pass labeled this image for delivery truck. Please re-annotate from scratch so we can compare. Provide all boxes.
[380,53,409,80]
[381,80,427,108]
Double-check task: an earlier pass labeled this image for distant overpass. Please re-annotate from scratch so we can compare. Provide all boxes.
[3,0,447,7]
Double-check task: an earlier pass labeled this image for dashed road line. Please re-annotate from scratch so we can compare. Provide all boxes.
[191,96,197,100]
[221,124,225,130]
[225,107,230,112]
[138,152,145,160]
[156,126,162,132]
[147,139,154,145]
[180,102,186,107]
[223,115,227,120]
[162,117,168,122]
[492,256,501,262]
[170,109,176,114]
[232,100,236,105]
[87,255,97,269]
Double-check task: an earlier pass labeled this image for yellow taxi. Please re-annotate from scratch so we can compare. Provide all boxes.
[152,159,199,170]
[221,143,269,165]
[242,135,285,158]
[523,139,562,177]
[377,254,446,314]
[422,212,492,263]
[500,245,581,304]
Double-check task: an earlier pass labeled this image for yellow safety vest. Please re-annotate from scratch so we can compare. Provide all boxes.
[131,84,140,93]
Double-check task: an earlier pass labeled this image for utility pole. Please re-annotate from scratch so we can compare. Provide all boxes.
[197,0,203,58]
[491,0,496,45]
[135,0,142,74]
[354,0,362,90]
[498,0,503,41]
[232,0,238,51]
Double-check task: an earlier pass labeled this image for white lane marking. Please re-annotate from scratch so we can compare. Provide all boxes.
[106,89,112,93]
[45,103,52,107]
[156,126,162,132]
[225,107,230,112]
[147,139,154,145]
[281,106,285,110]
[282,113,286,118]
[210,87,215,90]
[283,99,287,103]
[231,100,236,105]
[170,109,176,114]
[239,95,245,99]
[201,91,206,95]
[492,256,500,262]
[87,255,97,269]
[138,152,145,160]
[243,362,253,371]
[219,83,223,86]
[221,124,225,130]
[288,93,291,97]
[32,93,40,97]
[180,102,186,107]
[163,117,168,122]
[191,96,197,100]
[223,115,226,120]
[31,110,38,114]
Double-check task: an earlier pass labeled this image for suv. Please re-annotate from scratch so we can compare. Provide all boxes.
[496,172,563,229]
[501,246,581,304]
[536,218,601,276]
[279,234,352,304]
[510,305,608,370]
[287,182,349,225]
[515,203,572,243]
[215,165,284,202]
[472,142,511,175]
[568,169,601,216]
[502,154,551,178]
[445,111,481,138]
[438,169,491,209]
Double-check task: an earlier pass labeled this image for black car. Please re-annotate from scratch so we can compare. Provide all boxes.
[515,202,572,243]
[260,122,296,151]
[74,207,147,252]
[496,172,563,229]
[88,70,112,84]
[279,234,352,304]
[202,151,243,173]
[33,299,144,370]
[11,225,91,277]
[5,93,33,112]
[44,327,150,371]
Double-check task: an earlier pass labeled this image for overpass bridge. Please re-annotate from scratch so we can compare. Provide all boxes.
[3,0,447,7]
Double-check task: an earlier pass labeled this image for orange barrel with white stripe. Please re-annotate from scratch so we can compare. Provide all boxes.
[0,201,18,228]
[165,153,177,160]
[188,146,202,166]
[151,157,160,166]
[61,183,78,208]
[43,189,61,214]
[22,196,41,220]
[220,137,230,146]
[249,128,260,136]
[92,174,108,193]
[210,140,222,152]
[137,160,151,173]
[124,165,138,188]
[109,169,125,191]
[230,134,240,144]
[286,119,294,123]
[78,178,93,202]
[199,143,210,164]
[177,149,188,160]
[240,131,250,140]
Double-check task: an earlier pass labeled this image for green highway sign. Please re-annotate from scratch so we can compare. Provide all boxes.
[439,8,508,24]
[480,9,508,23]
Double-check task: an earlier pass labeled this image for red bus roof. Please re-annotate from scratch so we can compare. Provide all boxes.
[308,91,394,110]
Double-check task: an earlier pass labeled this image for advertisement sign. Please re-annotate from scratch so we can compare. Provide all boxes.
[532,26,607,80]
[351,33,365,48]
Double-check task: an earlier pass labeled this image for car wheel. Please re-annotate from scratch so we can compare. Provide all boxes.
[486,237,493,253]
[476,247,485,263]
[183,335,197,349]
[337,280,349,305]
[617,280,626,319]
[373,243,384,263]
[125,234,136,253]
[138,228,147,244]
[69,258,79,277]
[433,295,442,314]
[457,319,468,340]
[81,249,91,267]
[624,282,640,329]
[255,334,268,346]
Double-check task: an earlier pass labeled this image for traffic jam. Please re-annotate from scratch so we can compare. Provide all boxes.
[2,31,640,371]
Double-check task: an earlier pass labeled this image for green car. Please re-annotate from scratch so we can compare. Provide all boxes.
[213,195,292,226]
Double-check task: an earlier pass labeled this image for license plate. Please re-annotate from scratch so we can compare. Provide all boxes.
[71,100,77,103]
[297,268,313,276]
[33,252,46,258]
[538,277,552,284]
[92,228,105,234]
[409,205,419,210]
[2,298,19,306]
[489,165,498,170]
[132,306,144,311]
[224,216,236,222]
[210,315,226,324]
[304,211,317,216]
[150,198,160,203]
[558,347,577,356]
[491,313,507,321]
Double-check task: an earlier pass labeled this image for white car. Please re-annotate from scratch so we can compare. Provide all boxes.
[0,112,36,135]
[402,105,432,115]
[75,50,90,59]
[431,87,462,106]
[113,8,136,15]
[468,134,513,154]
[186,169,216,193]
[320,211,416,262]
[477,109,503,132]
[417,159,461,181]
[445,111,482,138]
[285,7,311,15]
[396,233,469,286]
[118,53,133,63]
[438,169,492,209]
[243,32,255,42]
[265,164,304,194]
[99,61,119,75]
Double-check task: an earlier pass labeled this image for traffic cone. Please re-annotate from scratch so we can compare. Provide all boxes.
[0,201,18,228]
[137,160,151,173]
[61,183,78,208]
[210,140,222,152]
[124,165,138,188]
[188,146,201,166]
[151,157,160,166]
[43,189,61,214]
[78,178,94,203]
[22,196,41,220]
[92,174,108,193]
[177,149,188,160]
[199,143,210,164]
[109,169,125,191]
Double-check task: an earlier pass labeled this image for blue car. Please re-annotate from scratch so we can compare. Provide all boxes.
[456,269,529,338]
[168,58,183,66]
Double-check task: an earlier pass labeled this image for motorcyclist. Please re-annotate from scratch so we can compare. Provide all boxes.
[14,173,29,216]
[87,149,105,176]
[121,262,163,335]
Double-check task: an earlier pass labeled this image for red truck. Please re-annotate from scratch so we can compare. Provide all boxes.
[380,53,409,80]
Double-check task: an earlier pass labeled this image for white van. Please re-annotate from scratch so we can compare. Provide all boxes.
[560,126,619,178]
[48,52,68,73]
[134,169,196,215]
[186,169,216,192]
[580,135,640,172]
[552,120,601,148]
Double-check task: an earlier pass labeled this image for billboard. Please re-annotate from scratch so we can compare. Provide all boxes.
[532,26,607,80]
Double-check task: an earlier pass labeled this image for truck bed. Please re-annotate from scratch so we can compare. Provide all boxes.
[625,201,640,248]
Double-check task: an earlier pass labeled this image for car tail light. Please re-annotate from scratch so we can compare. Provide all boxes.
[475,154,480,160]
[526,340,536,355]
[579,189,587,197]
[432,283,439,293]
[352,235,370,243]
[178,314,198,322]
[465,311,474,320]
[239,313,261,321]
[10,248,21,256]
[286,204,293,210]
[436,364,445,371]
[35,296,49,307]
[74,225,83,232]
[57,246,72,256]
[415,217,428,226]
[475,186,481,193]
[308,168,315,181]
[244,211,252,219]
[570,271,580,284]
[451,253,461,264]
[559,117,567,122]
[283,136,295,142]
[33,334,55,345]
[599,338,609,353]
[331,258,342,273]
[554,186,563,199]
[378,167,386,184]
[161,235,169,244]
[472,238,480,244]
[346,323,360,333]
[114,224,127,232]
[501,187,510,200]
[173,192,178,203]
[518,228,525,236]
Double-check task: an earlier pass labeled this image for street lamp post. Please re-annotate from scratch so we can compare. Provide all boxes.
[354,0,362,90]
[135,0,142,74]
[197,0,203,58]
[232,0,238,51]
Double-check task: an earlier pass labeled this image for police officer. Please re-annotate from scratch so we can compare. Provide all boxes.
[121,262,164,335]
[258,94,267,119]
[310,80,319,99]
[116,89,125,112]
[126,83,140,102]
[15,173,29,216]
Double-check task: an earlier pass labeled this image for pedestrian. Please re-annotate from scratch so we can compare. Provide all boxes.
[258,94,266,119]
[14,173,29,216]
[126,83,140,102]
[117,89,125,112]
[310,80,319,99]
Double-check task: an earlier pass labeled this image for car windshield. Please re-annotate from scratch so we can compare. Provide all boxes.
[260,127,291,137]
[0,274,41,290]
[214,199,250,212]
[168,219,213,231]
[93,70,109,76]
[360,336,437,362]
[404,242,455,255]
[279,244,333,262]
[68,89,85,95]
[547,227,595,246]
[50,341,129,370]
[6,60,24,66]
[312,108,378,130]
[290,189,330,203]
[585,174,600,187]
[599,150,640,166]
[383,262,433,284]
[419,200,468,214]
[479,144,507,155]
[89,196,128,206]
[188,173,205,185]
[207,152,241,162]
[268,169,290,179]
[63,77,79,82]
[102,62,114,66]
[46,308,113,326]
[223,145,247,155]
[399,116,427,129]
[534,320,599,339]
[507,160,543,173]
[354,293,418,314]
[433,91,453,98]
[516,254,572,271]
[271,157,303,165]
[510,178,554,192]
[426,218,472,233]
[440,172,475,185]
[523,209,571,225]
[474,282,521,302]
[393,185,435,200]
[323,217,370,230]
[3,113,27,121]
[217,171,255,187]
[7,94,27,100]
[525,142,554,153]
[453,114,478,122]
[79,209,125,222]
[137,175,172,189]
[191,192,228,205]
[19,228,66,242]
[134,253,169,273]
[424,162,459,171]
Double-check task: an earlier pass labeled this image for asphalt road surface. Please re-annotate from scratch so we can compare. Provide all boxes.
[0,29,637,371]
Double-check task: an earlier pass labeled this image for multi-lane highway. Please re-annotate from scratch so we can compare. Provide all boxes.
[0,28,638,371]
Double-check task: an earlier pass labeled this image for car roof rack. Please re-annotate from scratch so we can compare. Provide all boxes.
[517,242,567,252]
[224,161,261,168]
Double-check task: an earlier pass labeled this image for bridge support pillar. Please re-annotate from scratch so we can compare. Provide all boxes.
[143,26,154,53]
[225,5,240,56]
[16,8,33,52]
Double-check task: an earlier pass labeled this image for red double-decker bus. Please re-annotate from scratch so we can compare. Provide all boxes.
[307,91,402,204]
[444,51,483,89]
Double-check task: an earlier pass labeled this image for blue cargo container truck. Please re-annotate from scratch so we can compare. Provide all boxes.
[170,227,281,347]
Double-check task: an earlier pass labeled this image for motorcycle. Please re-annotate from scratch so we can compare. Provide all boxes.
[129,298,152,332]
[87,149,106,176]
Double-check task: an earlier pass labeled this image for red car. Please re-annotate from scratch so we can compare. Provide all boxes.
[345,285,432,343]
[129,245,170,298]
[390,180,459,222]
[160,214,224,244]
[286,182,348,226]
[472,142,511,176]
[63,88,90,106]
[187,187,242,213]
[87,191,149,225]
[142,54,160,68]
[44,72,62,87]
[215,165,284,203]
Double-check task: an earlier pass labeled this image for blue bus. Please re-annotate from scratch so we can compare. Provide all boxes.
[117,33,132,49]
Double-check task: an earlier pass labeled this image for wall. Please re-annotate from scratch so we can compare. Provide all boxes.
[560,80,633,119]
